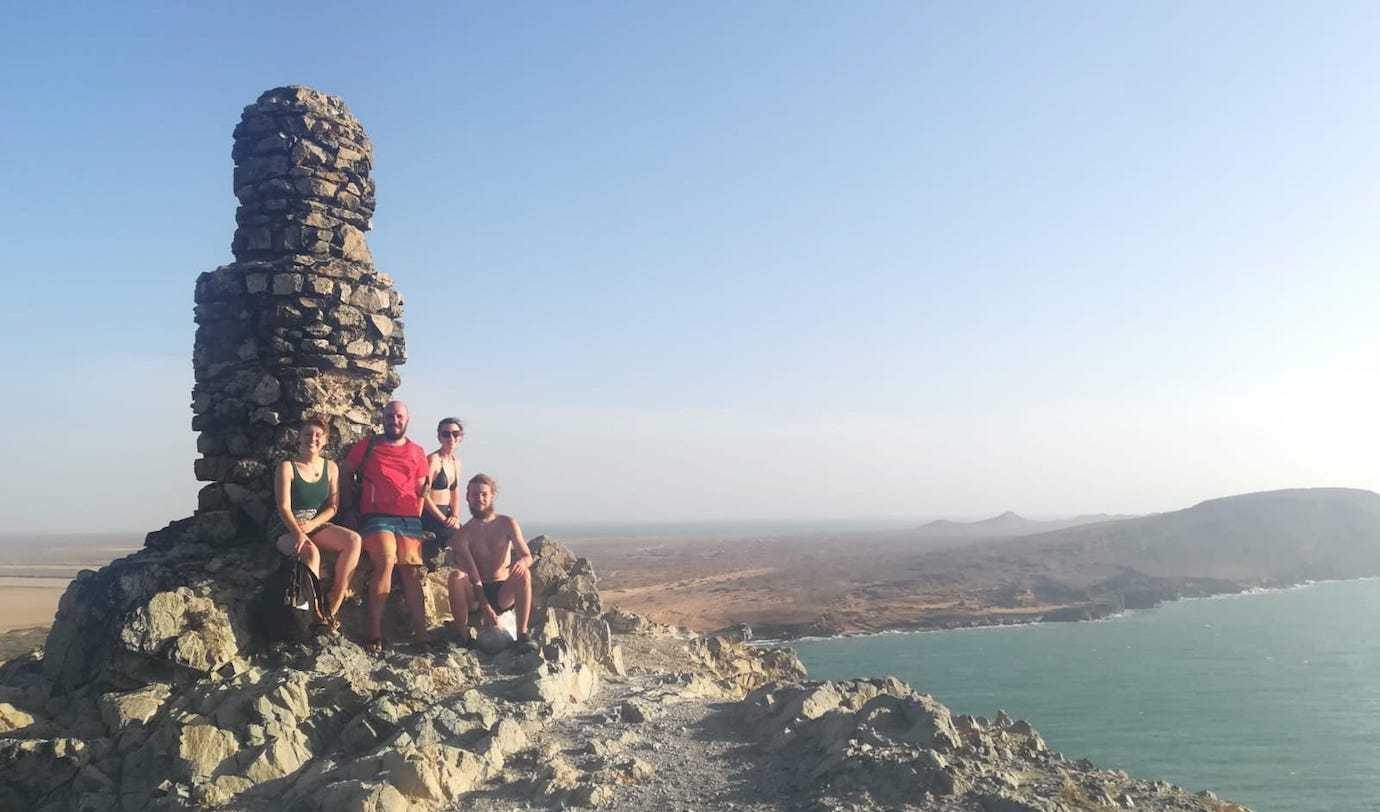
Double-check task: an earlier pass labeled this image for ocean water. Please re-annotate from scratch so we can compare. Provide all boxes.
[792,578,1380,812]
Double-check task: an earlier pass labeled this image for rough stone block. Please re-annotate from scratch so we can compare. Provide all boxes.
[271,273,304,295]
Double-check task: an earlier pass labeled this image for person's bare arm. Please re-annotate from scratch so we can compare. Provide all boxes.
[444,477,461,529]
[422,455,447,522]
[448,527,481,582]
[413,449,429,508]
[274,461,309,553]
[508,517,534,578]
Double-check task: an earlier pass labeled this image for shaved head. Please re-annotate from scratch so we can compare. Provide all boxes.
[382,400,409,440]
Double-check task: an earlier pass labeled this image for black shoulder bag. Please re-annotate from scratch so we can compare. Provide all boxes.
[339,433,378,530]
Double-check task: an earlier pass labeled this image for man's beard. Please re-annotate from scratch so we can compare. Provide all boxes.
[383,422,406,440]
[469,504,493,520]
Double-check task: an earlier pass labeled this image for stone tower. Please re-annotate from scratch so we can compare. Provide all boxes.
[190,86,405,534]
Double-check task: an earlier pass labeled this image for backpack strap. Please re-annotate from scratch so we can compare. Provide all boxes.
[359,432,379,470]
[303,566,326,622]
[348,433,380,511]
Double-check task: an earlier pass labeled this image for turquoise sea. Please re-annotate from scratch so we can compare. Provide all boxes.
[792,578,1380,812]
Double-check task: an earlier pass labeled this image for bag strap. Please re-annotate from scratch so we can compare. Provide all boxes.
[356,432,379,480]
[303,565,326,620]
[346,433,380,513]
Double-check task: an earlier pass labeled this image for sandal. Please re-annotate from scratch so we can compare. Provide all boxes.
[323,612,341,635]
[363,637,384,655]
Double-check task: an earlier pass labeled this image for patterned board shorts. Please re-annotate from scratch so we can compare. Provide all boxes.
[359,514,425,566]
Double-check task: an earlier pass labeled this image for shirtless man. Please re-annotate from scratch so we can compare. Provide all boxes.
[447,474,535,650]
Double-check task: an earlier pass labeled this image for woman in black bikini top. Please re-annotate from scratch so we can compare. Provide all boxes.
[423,417,463,536]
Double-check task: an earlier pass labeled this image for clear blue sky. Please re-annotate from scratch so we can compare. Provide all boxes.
[5,2,1380,533]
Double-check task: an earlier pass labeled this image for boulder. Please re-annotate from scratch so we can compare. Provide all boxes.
[475,623,516,655]
[121,588,240,675]
[314,779,410,812]
[529,536,602,615]
[44,544,276,692]
[602,606,678,637]
[100,683,172,735]
[509,662,598,710]
[0,702,36,733]
[685,635,807,697]
[0,737,90,807]
[175,722,239,780]
[528,535,575,570]
[533,607,612,670]
[619,699,654,723]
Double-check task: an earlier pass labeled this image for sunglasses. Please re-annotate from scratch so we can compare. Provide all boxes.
[440,430,463,438]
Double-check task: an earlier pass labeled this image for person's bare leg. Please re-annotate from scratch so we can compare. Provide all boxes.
[300,541,322,578]
[398,564,430,641]
[313,524,362,618]
[497,568,533,637]
[364,532,397,646]
[447,571,472,640]
[275,533,299,559]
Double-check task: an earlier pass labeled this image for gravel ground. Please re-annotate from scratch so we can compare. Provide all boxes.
[454,636,792,811]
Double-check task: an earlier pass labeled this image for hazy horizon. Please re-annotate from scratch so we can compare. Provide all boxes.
[7,4,1380,533]
[0,511,1118,540]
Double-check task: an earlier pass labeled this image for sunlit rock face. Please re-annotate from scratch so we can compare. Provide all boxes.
[190,86,405,535]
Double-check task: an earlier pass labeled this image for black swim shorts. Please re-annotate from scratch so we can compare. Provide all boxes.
[481,580,513,612]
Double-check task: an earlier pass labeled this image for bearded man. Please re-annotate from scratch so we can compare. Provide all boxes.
[447,473,536,651]
[340,400,431,652]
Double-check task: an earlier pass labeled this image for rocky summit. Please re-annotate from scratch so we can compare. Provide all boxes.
[0,86,1251,811]
[0,534,1251,812]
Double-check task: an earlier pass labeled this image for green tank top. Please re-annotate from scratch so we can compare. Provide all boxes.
[289,461,331,512]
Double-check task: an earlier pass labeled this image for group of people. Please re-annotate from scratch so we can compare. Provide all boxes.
[266,400,535,654]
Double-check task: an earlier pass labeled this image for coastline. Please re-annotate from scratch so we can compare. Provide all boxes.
[751,575,1380,645]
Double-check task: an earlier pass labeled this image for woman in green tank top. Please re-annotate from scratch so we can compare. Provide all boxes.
[271,417,364,630]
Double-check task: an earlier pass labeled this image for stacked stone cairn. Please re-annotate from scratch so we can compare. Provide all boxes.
[190,86,405,537]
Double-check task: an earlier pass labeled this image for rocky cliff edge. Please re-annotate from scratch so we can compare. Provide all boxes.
[0,533,1249,811]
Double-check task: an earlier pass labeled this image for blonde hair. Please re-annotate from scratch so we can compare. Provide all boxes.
[468,473,498,495]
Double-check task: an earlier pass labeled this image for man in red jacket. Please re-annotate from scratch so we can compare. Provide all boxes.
[340,400,431,652]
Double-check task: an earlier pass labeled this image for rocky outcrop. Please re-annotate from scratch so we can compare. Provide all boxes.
[43,544,275,693]
[741,678,1250,811]
[5,548,1251,811]
[192,85,405,535]
[1,504,805,811]
[2,534,678,810]
[529,536,601,615]
[41,521,602,691]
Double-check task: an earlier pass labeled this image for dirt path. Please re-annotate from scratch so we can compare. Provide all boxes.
[458,669,787,811]
[599,567,777,599]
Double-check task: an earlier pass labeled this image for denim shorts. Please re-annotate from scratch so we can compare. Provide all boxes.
[266,509,319,544]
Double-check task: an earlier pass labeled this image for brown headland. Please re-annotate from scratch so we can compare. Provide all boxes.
[587,487,1380,639]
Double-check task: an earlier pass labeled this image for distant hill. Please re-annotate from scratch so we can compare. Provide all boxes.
[916,510,1135,539]
[592,486,1380,638]
[1010,487,1380,584]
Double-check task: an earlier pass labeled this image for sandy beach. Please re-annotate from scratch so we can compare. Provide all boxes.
[0,577,69,632]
